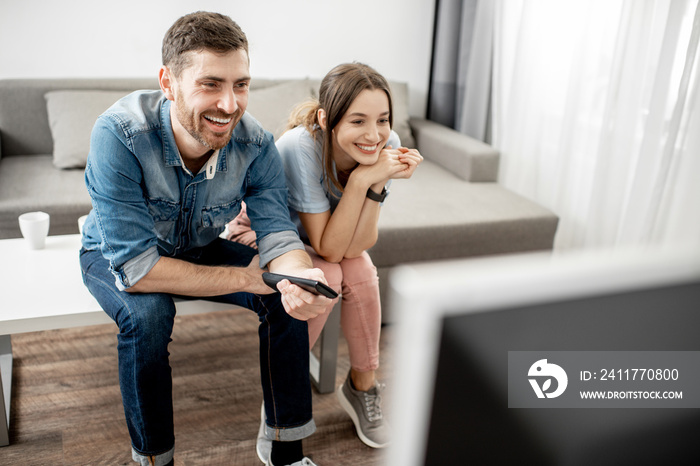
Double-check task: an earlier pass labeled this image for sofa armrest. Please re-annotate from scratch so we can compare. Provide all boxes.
[409,117,499,182]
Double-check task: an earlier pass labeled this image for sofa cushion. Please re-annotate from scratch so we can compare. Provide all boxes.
[0,78,159,158]
[45,90,130,169]
[0,154,92,238]
[246,79,317,140]
[371,160,559,266]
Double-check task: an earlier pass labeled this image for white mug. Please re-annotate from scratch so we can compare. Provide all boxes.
[18,211,50,249]
[78,214,88,235]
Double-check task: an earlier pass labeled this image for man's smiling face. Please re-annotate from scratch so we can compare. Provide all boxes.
[166,48,251,158]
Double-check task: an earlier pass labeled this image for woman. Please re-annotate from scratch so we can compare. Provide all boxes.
[276,63,422,449]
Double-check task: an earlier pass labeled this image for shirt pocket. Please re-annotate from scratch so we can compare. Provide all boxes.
[199,199,242,235]
[146,197,180,242]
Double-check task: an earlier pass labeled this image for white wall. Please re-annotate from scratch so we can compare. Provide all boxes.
[0,0,435,117]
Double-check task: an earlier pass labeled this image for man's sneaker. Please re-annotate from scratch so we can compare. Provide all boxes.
[257,402,272,463]
[267,458,318,466]
[336,372,391,448]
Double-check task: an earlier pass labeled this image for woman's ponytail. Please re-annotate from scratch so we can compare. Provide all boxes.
[286,98,321,136]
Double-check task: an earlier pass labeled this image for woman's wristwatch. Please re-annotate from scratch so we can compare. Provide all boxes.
[366,186,389,202]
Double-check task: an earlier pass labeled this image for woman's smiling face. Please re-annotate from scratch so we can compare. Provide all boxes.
[329,89,391,171]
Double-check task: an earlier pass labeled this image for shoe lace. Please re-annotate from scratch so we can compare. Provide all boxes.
[363,383,385,422]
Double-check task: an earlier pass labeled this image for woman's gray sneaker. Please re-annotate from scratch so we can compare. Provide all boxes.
[336,372,391,448]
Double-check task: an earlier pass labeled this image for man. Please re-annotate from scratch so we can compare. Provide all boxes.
[80,11,328,466]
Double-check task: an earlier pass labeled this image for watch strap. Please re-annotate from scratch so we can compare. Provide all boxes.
[366,186,388,202]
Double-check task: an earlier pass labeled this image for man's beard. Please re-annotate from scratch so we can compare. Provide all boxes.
[174,89,242,151]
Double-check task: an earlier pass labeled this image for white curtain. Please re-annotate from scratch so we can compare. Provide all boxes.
[492,0,700,252]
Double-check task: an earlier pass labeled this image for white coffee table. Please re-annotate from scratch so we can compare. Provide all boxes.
[0,234,234,446]
[0,234,340,446]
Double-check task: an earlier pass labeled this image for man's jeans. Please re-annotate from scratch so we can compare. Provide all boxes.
[79,239,315,464]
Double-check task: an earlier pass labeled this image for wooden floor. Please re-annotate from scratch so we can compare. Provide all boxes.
[0,307,394,465]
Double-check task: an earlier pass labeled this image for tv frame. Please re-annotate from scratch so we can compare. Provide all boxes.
[386,245,700,466]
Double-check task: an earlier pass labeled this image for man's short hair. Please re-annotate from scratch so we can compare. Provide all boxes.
[162,11,249,77]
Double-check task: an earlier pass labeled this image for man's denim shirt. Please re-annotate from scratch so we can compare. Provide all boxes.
[82,90,303,291]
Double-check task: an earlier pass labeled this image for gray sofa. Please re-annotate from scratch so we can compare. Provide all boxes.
[0,78,558,313]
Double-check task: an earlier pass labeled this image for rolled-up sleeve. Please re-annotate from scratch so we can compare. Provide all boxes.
[257,230,305,268]
[118,246,160,291]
